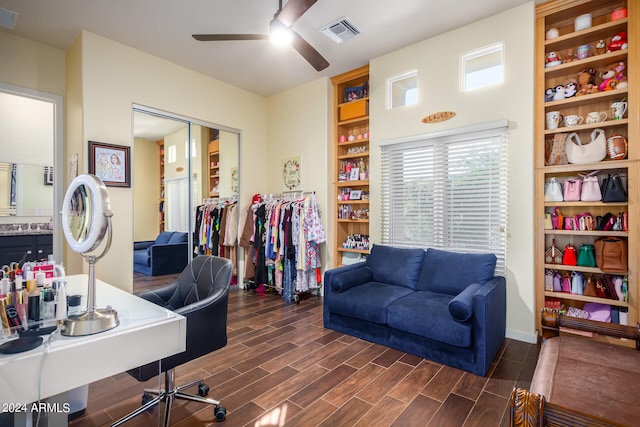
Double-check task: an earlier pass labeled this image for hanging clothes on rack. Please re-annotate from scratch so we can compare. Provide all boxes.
[194,197,239,277]
[245,192,325,303]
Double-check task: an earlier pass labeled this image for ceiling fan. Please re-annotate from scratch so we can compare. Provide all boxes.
[192,0,329,71]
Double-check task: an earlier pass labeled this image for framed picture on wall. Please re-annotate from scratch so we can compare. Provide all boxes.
[88,141,131,187]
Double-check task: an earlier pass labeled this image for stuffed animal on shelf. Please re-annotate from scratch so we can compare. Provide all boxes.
[598,62,625,91]
[564,80,578,98]
[607,32,628,52]
[563,48,577,63]
[546,51,562,67]
[576,68,599,96]
[545,87,556,102]
[595,40,606,55]
[611,61,627,90]
[552,84,566,101]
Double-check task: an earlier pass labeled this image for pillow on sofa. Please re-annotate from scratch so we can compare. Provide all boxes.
[448,283,483,322]
[366,244,425,289]
[168,232,188,244]
[331,266,373,292]
[418,248,496,295]
[155,231,174,245]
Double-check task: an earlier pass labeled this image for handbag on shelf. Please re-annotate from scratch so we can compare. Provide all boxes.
[544,213,553,230]
[545,269,554,291]
[561,272,571,293]
[580,174,601,202]
[565,129,607,164]
[594,237,628,273]
[551,207,563,230]
[553,272,562,292]
[564,216,576,230]
[544,178,564,202]
[545,239,564,264]
[547,133,569,166]
[584,275,598,297]
[563,178,582,202]
[601,174,627,203]
[562,244,577,266]
[577,244,596,267]
[570,271,585,295]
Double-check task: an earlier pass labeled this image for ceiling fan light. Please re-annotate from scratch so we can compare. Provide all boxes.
[270,20,293,45]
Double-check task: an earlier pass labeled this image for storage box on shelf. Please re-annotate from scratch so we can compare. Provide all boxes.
[332,65,370,267]
[535,0,637,344]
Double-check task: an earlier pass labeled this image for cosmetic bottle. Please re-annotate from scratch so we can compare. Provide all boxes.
[0,278,9,300]
[15,290,28,330]
[68,295,83,316]
[42,289,55,326]
[27,279,40,326]
[56,281,67,325]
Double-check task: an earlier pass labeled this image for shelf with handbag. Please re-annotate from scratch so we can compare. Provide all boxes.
[535,0,637,348]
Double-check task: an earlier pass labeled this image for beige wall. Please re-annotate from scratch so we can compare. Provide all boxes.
[133,137,160,241]
[68,30,268,292]
[369,2,535,342]
[0,31,66,96]
[266,77,332,266]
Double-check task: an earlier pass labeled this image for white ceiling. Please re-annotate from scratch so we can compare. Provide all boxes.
[0,0,531,97]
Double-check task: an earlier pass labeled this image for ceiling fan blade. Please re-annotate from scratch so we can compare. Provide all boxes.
[276,0,318,27]
[290,30,329,71]
[193,34,269,41]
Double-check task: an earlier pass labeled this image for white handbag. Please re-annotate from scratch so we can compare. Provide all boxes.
[565,129,606,164]
[544,177,563,202]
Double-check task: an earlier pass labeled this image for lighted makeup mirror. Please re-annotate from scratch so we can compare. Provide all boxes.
[61,174,119,336]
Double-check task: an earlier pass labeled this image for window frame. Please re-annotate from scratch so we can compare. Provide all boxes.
[460,42,505,92]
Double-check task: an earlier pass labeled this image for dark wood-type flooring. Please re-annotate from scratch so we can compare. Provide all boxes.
[66,273,538,427]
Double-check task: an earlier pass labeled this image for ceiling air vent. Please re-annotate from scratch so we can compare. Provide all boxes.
[0,6,18,29]
[320,17,360,44]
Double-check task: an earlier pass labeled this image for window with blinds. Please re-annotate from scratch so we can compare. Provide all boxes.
[380,125,508,274]
[165,176,189,232]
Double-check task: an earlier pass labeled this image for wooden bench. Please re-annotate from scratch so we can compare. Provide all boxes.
[509,310,640,427]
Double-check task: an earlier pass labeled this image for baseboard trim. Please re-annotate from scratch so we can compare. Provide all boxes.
[506,329,537,344]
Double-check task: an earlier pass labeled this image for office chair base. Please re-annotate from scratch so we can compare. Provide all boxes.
[111,371,225,426]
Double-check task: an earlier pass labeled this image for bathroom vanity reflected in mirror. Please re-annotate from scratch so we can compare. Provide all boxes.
[0,162,54,217]
[0,84,63,263]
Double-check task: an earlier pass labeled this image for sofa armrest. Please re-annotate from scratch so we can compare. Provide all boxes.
[149,243,189,276]
[471,276,506,375]
[325,263,373,293]
[134,240,154,250]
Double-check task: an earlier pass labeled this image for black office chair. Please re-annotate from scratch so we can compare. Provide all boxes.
[113,255,232,426]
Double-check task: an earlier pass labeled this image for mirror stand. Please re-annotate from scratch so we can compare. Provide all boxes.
[63,212,118,336]
[61,174,119,337]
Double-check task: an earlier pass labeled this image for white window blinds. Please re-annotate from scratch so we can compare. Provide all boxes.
[380,124,508,274]
[165,177,189,232]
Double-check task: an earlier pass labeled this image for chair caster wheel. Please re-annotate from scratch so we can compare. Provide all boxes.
[141,392,154,412]
[198,382,210,397]
[214,405,226,421]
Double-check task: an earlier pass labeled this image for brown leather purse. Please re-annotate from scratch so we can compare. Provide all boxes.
[594,237,628,273]
[584,275,597,297]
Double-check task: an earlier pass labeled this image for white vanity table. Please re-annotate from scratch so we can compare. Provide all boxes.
[0,274,186,426]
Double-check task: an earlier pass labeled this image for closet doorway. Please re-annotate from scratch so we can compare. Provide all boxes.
[132,106,241,283]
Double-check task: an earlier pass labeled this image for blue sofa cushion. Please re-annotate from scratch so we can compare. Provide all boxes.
[326,282,414,324]
[366,244,425,289]
[133,249,150,267]
[387,291,472,348]
[155,231,174,245]
[448,283,483,322]
[168,232,188,244]
[418,248,496,295]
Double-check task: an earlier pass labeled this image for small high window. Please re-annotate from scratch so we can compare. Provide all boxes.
[387,70,418,109]
[167,145,176,164]
[461,43,504,92]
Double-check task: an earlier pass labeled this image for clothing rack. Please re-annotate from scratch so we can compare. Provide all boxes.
[261,191,315,203]
[202,196,237,206]
[243,190,324,303]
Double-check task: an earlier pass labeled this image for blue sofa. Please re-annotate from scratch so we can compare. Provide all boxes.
[133,231,189,276]
[323,245,506,376]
